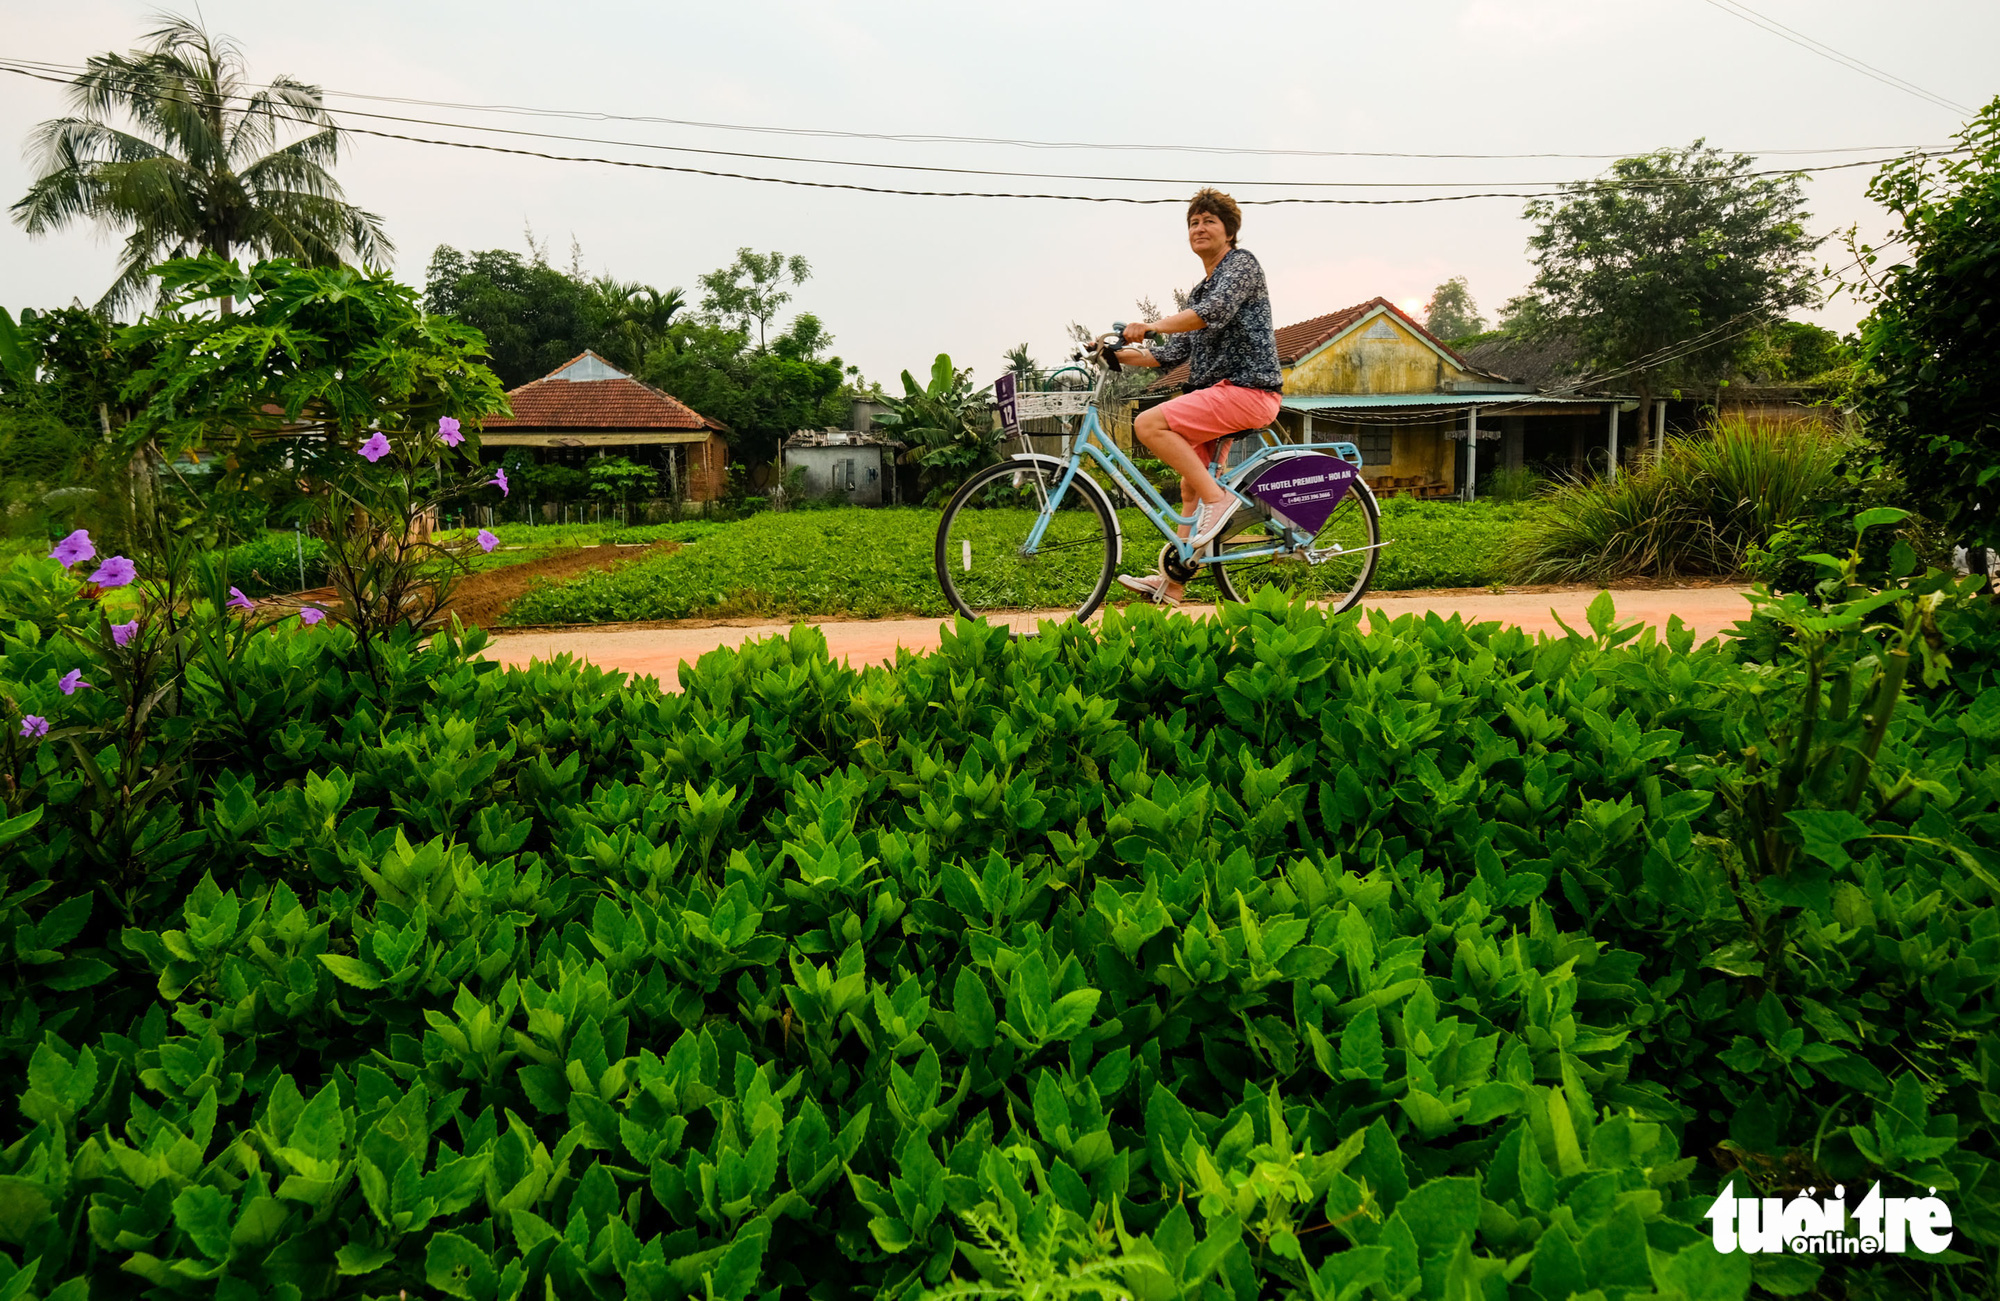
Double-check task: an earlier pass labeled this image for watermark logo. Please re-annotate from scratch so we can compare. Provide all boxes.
[1705,1181,1954,1255]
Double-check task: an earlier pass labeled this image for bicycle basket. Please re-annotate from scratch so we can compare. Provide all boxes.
[1015,391,1093,420]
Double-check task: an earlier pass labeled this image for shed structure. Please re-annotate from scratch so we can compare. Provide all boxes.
[781,429,899,505]
[479,352,731,502]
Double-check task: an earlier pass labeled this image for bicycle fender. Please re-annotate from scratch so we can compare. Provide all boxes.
[1004,453,1123,566]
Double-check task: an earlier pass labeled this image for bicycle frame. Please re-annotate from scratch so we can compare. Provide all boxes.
[1016,365,1368,567]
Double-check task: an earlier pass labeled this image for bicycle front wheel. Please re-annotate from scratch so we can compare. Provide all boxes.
[935,460,1118,633]
[1213,484,1380,615]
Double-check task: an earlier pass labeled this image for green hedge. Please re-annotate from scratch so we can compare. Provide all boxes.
[1,570,1997,1299]
[503,503,1536,624]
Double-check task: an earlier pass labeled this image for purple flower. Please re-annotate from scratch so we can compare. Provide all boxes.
[491,468,510,497]
[226,587,256,613]
[438,417,463,447]
[299,606,326,626]
[112,620,139,647]
[88,556,135,588]
[48,529,95,566]
[358,432,392,463]
[19,716,47,740]
[58,669,89,696]
[477,529,499,553]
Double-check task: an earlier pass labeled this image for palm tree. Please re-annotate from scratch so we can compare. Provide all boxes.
[1002,344,1041,388]
[590,278,686,371]
[10,13,392,313]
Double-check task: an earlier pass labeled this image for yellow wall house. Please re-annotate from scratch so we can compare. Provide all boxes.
[1152,298,1639,498]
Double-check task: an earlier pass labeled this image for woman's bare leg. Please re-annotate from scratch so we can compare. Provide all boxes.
[1135,408,1230,508]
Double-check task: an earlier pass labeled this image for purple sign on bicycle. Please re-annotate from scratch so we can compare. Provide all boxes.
[995,373,1019,438]
[1246,452,1359,536]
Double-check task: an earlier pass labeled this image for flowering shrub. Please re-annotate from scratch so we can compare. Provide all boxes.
[122,256,512,689]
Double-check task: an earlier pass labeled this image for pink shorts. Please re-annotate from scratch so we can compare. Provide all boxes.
[1156,381,1284,464]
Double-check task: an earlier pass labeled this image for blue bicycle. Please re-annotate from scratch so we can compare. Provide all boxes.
[934,329,1386,633]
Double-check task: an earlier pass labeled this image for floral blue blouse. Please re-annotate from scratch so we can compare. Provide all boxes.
[1147,247,1282,391]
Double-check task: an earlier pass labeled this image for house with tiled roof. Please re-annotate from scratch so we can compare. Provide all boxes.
[479,352,731,502]
[1150,298,1645,498]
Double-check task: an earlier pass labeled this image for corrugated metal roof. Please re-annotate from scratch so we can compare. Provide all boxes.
[1281,393,1616,411]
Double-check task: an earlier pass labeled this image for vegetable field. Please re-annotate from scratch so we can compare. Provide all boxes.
[2,538,1998,1299]
[502,502,1534,625]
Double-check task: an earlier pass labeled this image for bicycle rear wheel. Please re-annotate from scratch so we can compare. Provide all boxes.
[935,460,1119,633]
[1213,485,1380,614]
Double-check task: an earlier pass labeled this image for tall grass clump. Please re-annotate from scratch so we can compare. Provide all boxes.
[1503,415,1847,582]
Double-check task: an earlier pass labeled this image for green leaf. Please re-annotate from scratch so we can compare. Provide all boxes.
[1853,506,1911,534]
[171,1185,233,1262]
[1786,810,1871,868]
[1341,1005,1385,1081]
[319,954,384,990]
[288,1082,349,1166]
[952,967,996,1050]
[0,805,43,850]
[1585,590,1618,636]
[1387,1176,1478,1258]
[1530,1227,1586,1301]
[1577,1201,1652,1289]
[1044,988,1100,1041]
[426,1231,497,1300]
[1658,1238,1752,1301]
[708,1226,767,1301]
[35,893,90,948]
[45,958,114,992]
[335,1243,397,1275]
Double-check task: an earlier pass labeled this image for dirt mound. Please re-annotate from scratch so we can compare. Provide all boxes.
[289,543,679,629]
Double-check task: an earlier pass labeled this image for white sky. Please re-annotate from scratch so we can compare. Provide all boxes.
[2,0,1993,390]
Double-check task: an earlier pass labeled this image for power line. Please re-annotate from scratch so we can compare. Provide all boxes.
[0,53,1960,165]
[0,62,1962,206]
[1698,0,1973,117]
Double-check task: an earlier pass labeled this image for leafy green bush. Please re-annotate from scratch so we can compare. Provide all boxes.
[1477,465,1548,504]
[3,520,1997,1299]
[1503,418,1848,583]
[222,531,331,597]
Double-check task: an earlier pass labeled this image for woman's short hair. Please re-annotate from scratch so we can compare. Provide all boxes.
[1187,188,1242,246]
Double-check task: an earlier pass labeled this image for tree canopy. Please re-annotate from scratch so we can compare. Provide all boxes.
[423,241,851,466]
[698,249,812,351]
[1503,141,1823,408]
[1422,277,1484,342]
[1855,98,2000,551]
[10,15,390,314]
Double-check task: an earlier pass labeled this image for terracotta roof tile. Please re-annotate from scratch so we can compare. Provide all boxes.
[1151,297,1471,393]
[483,352,725,432]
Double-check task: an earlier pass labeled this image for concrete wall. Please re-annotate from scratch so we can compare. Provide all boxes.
[1283,312,1475,397]
[1290,415,1456,488]
[784,445,886,504]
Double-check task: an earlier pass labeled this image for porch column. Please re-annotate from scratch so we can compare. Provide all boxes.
[1465,407,1479,501]
[1606,405,1620,483]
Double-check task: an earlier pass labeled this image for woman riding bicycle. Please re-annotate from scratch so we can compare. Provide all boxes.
[1103,187,1283,605]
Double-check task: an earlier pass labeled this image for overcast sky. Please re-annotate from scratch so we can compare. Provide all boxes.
[2,0,1994,389]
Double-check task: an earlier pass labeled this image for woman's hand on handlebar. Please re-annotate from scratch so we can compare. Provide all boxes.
[1122,321,1153,344]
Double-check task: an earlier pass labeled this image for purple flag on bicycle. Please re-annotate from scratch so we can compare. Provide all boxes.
[995,373,1019,438]
[1245,452,1359,536]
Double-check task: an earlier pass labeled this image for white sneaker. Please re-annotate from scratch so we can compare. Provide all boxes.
[1186,497,1237,549]
[1116,573,1183,606]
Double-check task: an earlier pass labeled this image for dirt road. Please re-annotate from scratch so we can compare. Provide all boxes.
[476,585,1755,692]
